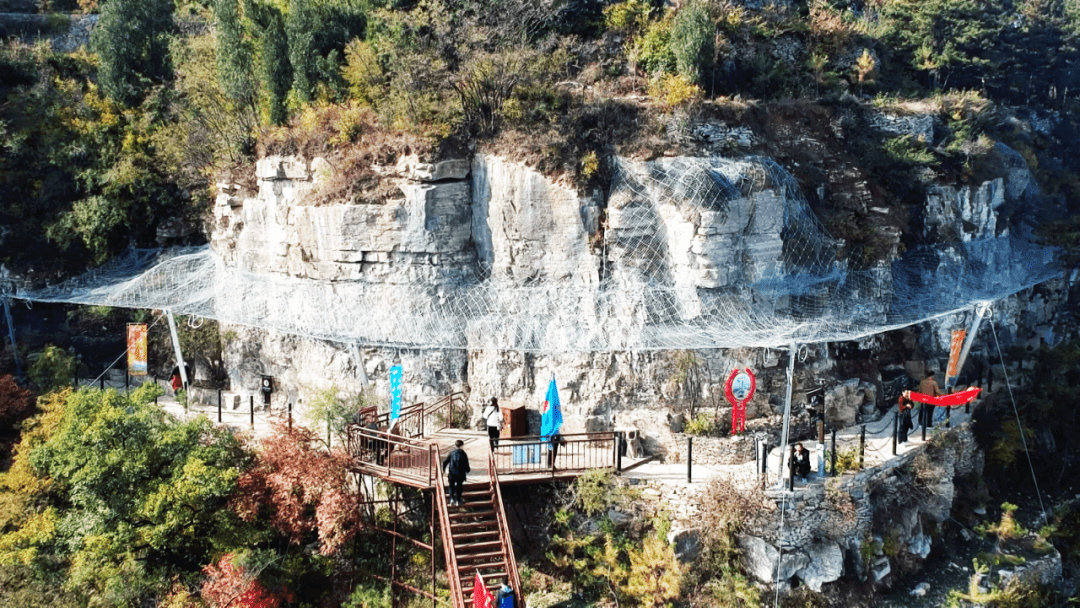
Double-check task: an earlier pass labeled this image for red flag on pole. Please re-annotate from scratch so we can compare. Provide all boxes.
[473,570,494,608]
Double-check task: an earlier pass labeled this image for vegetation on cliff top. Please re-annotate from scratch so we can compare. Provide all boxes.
[1,0,1079,269]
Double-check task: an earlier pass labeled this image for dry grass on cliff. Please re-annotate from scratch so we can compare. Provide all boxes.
[254,101,462,205]
[698,476,769,550]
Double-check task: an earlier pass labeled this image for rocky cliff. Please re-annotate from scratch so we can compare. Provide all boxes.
[208,108,1069,456]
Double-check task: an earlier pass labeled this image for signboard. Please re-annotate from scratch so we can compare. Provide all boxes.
[725,368,756,434]
[946,329,966,388]
[126,323,147,376]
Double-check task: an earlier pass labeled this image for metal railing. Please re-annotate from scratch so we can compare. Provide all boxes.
[363,392,467,440]
[433,446,465,608]
[490,432,618,477]
[345,425,437,486]
[488,452,522,606]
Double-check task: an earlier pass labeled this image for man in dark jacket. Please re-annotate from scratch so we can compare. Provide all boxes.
[442,439,470,506]
[793,443,811,481]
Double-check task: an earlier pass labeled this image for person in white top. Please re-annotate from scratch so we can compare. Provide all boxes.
[482,397,503,450]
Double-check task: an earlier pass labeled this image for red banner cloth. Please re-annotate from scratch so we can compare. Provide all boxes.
[906,387,981,407]
[473,571,494,608]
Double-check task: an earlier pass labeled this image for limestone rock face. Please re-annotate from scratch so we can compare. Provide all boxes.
[471,155,600,283]
[209,142,1062,457]
[799,542,844,592]
[824,378,867,428]
[214,154,477,283]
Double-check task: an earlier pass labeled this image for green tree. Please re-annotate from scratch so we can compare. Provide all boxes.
[91,0,175,105]
[214,0,258,109]
[341,38,384,107]
[263,9,292,125]
[635,12,676,76]
[671,0,714,86]
[287,0,317,103]
[304,385,355,447]
[27,345,76,395]
[170,32,258,164]
[0,384,252,604]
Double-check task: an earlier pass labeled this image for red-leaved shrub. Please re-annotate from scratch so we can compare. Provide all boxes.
[232,423,362,555]
[201,553,295,608]
[0,374,35,432]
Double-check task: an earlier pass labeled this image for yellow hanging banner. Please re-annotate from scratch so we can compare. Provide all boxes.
[127,323,148,376]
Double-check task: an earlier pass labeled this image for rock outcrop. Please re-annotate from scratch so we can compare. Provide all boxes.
[208,125,1064,456]
[737,421,984,592]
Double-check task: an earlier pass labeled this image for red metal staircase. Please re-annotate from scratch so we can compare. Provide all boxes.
[434,451,522,608]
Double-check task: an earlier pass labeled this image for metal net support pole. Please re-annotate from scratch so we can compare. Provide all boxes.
[775,342,796,486]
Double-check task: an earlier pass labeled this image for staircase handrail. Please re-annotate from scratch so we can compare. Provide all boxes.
[364,392,467,439]
[368,400,427,438]
[424,392,467,435]
[488,451,522,606]
[432,444,465,608]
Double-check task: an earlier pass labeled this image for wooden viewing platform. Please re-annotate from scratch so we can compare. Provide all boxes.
[343,393,650,608]
[344,392,649,487]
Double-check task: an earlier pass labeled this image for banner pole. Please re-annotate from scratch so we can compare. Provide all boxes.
[2,298,22,379]
[165,311,189,390]
[776,342,796,486]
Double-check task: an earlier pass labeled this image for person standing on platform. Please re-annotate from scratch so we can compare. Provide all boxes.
[483,397,503,450]
[919,370,943,429]
[442,439,470,506]
[898,391,915,444]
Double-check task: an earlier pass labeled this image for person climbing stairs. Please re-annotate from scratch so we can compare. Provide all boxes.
[435,453,521,608]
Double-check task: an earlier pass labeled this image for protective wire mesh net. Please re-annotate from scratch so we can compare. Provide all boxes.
[11,156,1061,351]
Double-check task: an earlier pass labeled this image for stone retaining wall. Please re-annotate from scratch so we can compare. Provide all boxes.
[665,432,761,465]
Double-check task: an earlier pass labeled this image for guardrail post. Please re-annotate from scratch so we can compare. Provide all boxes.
[789,444,795,491]
[859,425,866,470]
[758,440,769,488]
[616,432,623,473]
[892,410,898,455]
[430,462,436,608]
[100,375,105,390]
[830,429,837,477]
[687,437,693,483]
[218,389,222,423]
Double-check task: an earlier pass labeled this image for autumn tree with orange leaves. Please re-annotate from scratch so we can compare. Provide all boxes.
[232,423,363,556]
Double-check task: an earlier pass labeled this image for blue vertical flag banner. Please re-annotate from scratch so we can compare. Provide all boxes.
[541,376,563,440]
[389,365,403,421]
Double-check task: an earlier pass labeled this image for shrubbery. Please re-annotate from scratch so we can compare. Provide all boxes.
[0,382,384,607]
[541,471,683,606]
[0,376,35,433]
